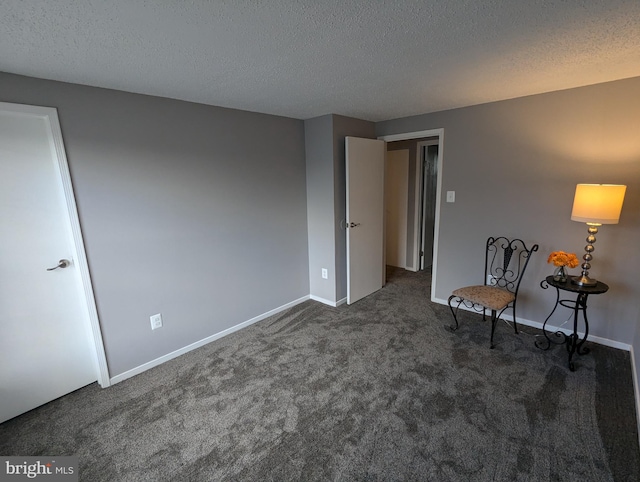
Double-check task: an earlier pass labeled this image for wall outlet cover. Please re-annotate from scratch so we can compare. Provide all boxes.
[150,313,163,330]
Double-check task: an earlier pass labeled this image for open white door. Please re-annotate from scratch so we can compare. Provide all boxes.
[0,103,106,423]
[346,137,385,304]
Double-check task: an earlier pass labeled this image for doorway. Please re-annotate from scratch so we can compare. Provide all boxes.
[378,129,444,301]
[416,140,439,271]
[384,149,409,269]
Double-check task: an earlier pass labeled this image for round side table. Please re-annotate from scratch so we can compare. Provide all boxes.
[536,275,609,371]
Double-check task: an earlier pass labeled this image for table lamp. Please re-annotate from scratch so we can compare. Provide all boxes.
[570,184,626,286]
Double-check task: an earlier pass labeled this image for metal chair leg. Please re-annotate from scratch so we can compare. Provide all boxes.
[490,309,498,349]
[447,295,460,331]
[498,305,518,334]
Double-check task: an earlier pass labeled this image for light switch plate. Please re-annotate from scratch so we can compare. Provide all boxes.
[446,191,455,203]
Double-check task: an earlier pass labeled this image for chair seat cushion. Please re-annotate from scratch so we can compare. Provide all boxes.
[452,285,515,311]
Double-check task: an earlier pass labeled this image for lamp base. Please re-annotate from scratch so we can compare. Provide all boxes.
[571,274,597,286]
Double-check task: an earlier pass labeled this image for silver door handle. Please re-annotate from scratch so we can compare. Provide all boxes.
[47,259,70,271]
[349,222,361,228]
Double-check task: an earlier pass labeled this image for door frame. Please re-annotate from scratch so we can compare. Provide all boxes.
[378,129,444,302]
[2,102,111,387]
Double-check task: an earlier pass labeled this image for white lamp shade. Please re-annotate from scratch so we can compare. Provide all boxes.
[571,184,626,224]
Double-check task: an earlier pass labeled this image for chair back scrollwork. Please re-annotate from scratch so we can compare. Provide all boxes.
[485,237,538,296]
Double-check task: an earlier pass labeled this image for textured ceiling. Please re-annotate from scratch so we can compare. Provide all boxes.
[1,0,640,121]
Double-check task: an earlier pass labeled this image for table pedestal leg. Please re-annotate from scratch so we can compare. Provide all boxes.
[566,293,590,371]
[567,333,579,371]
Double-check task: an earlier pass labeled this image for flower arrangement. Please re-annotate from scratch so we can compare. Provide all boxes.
[547,251,580,268]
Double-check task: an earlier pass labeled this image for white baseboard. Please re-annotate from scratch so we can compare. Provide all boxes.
[432,297,631,351]
[310,295,347,307]
[110,295,310,385]
[310,295,335,306]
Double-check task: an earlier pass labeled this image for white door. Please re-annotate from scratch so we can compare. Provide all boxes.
[0,103,99,423]
[346,137,385,304]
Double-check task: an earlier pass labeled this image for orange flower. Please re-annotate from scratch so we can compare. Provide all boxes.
[548,251,580,268]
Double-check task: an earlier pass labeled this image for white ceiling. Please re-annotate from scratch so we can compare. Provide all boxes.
[2,0,640,122]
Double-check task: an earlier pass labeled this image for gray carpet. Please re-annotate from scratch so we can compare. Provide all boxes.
[1,267,639,481]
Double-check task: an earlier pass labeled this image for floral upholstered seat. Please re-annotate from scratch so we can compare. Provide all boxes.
[451,285,515,312]
[448,237,538,348]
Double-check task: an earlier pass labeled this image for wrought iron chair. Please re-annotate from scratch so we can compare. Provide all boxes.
[448,237,538,348]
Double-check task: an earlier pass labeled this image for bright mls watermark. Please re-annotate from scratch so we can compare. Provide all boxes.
[0,457,77,481]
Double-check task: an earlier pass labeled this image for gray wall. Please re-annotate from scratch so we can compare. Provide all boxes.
[377,77,640,345]
[304,114,375,304]
[305,115,336,302]
[1,72,309,377]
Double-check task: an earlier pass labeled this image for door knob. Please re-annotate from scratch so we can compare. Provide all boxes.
[349,222,361,228]
[47,259,70,271]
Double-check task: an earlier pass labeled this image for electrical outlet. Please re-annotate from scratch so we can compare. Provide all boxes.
[321,268,328,279]
[150,313,163,330]
[487,275,496,286]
